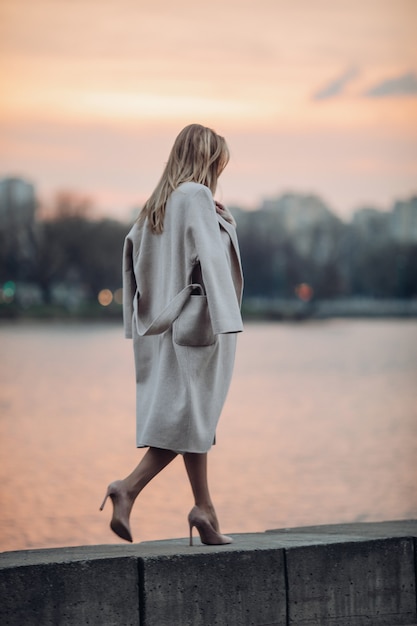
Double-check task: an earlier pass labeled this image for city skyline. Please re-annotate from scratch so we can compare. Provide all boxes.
[1,0,416,220]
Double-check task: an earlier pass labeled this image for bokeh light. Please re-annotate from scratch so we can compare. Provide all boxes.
[113,288,123,305]
[295,283,314,302]
[97,289,113,306]
[1,281,16,303]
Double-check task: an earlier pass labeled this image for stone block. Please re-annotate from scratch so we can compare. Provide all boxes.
[139,549,286,626]
[286,537,416,626]
[0,556,139,626]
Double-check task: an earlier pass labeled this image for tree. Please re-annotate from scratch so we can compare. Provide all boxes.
[34,191,128,303]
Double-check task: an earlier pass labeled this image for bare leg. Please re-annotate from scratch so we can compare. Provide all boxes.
[100,447,177,542]
[124,447,177,498]
[183,452,219,531]
[183,452,232,545]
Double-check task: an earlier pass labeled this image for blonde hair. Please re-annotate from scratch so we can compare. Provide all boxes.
[138,124,230,234]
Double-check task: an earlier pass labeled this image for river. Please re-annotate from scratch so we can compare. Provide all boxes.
[0,319,416,552]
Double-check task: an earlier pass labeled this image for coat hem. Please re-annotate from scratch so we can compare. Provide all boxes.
[136,441,214,455]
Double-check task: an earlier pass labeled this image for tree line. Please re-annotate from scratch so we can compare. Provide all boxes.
[233,198,417,300]
[1,191,416,311]
[0,191,127,307]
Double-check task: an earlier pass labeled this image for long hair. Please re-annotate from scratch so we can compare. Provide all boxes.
[138,124,231,234]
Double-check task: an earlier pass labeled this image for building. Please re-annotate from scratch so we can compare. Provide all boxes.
[0,177,38,283]
[0,176,37,226]
[390,197,417,244]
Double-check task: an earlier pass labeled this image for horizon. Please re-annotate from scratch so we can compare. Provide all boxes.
[3,172,415,226]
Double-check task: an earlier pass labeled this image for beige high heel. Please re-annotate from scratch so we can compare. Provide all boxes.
[188,506,233,546]
[100,480,133,543]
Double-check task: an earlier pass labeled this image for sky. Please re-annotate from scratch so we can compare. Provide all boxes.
[1,0,416,219]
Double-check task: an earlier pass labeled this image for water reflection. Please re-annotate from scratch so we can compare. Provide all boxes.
[0,319,416,552]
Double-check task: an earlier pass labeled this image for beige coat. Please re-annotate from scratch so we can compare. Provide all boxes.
[123,182,243,453]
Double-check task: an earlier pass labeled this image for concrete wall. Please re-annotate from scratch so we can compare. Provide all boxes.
[1,520,416,626]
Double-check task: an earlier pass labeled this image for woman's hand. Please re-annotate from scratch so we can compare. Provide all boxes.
[214,200,236,227]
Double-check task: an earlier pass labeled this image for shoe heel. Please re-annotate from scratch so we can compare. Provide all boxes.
[189,521,194,547]
[99,488,110,511]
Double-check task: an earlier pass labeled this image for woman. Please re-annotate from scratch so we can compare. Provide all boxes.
[100,124,243,546]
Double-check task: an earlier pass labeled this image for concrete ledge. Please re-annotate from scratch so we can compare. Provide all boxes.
[0,520,416,625]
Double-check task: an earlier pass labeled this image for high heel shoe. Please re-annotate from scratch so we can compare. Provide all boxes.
[100,480,133,543]
[188,506,233,546]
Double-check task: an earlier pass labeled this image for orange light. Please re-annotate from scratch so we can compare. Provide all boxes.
[295,283,314,302]
[98,289,113,306]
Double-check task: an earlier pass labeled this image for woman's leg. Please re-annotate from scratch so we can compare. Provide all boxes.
[123,447,177,498]
[101,447,177,542]
[183,452,219,531]
[183,452,232,545]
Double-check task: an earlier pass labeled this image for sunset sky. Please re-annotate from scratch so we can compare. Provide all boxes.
[1,0,416,219]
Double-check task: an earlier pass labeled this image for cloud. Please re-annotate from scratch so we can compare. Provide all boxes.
[364,72,417,97]
[312,67,358,101]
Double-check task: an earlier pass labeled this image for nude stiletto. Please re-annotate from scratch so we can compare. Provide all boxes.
[100,481,133,543]
[188,506,233,546]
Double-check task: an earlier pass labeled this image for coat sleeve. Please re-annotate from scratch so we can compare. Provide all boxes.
[122,234,137,339]
[188,188,243,335]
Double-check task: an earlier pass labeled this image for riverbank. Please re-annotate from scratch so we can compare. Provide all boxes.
[1,297,417,322]
[243,297,417,320]
[1,520,416,625]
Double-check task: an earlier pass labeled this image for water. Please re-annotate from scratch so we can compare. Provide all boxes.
[1,319,416,552]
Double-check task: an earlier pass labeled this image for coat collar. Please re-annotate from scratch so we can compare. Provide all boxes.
[216,213,243,272]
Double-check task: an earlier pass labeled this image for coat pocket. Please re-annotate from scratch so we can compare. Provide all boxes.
[173,295,215,347]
